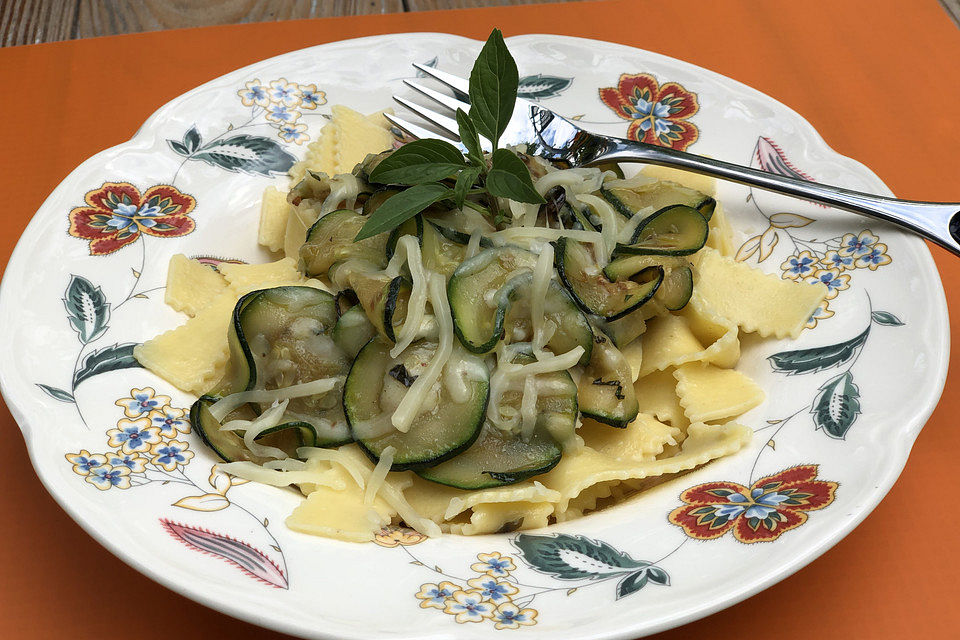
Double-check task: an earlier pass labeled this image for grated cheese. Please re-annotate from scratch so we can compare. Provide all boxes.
[241,400,290,459]
[321,173,361,215]
[391,273,453,432]
[575,194,620,264]
[530,242,555,356]
[364,445,395,506]
[209,376,343,422]
[387,235,430,359]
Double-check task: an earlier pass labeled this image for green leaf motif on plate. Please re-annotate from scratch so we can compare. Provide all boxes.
[811,371,861,439]
[871,310,905,326]
[73,343,143,388]
[616,566,670,599]
[513,533,646,580]
[190,134,296,176]
[36,384,75,403]
[63,275,110,344]
[517,74,573,100]
[767,327,869,375]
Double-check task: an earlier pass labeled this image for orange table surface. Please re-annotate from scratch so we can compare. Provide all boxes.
[1,0,959,638]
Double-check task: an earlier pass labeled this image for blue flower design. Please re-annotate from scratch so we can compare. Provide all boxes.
[105,202,162,231]
[65,450,106,476]
[416,581,459,609]
[85,465,132,491]
[467,576,518,602]
[107,418,162,454]
[805,268,850,299]
[298,84,325,110]
[839,230,879,257]
[150,406,190,437]
[822,250,855,271]
[471,552,516,577]
[116,388,171,418]
[106,452,147,473]
[492,603,537,629]
[238,79,270,107]
[150,440,194,471]
[780,250,818,279]
[265,104,299,124]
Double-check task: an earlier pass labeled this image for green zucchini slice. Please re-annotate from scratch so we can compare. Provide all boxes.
[190,396,309,463]
[604,308,647,349]
[353,150,393,182]
[578,331,639,428]
[300,209,389,276]
[600,180,715,221]
[416,346,577,489]
[595,161,625,180]
[328,264,411,344]
[215,286,352,448]
[416,423,561,489]
[385,214,423,259]
[555,237,664,321]
[344,338,489,470]
[448,247,593,363]
[614,205,709,257]
[654,264,694,310]
[331,305,378,360]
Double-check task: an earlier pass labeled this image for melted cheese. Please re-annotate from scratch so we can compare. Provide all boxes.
[388,236,429,359]
[364,445,395,506]
[209,376,343,421]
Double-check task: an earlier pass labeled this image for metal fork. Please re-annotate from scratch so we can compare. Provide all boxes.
[386,63,960,258]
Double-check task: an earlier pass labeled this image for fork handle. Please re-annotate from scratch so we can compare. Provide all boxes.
[592,140,960,257]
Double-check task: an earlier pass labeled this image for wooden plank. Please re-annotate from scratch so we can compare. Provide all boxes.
[407,0,576,9]
[939,0,960,26]
[74,0,405,38]
[1,0,79,47]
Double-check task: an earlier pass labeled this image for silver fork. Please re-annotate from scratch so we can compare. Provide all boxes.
[386,63,960,258]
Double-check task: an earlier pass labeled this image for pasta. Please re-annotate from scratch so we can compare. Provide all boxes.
[136,99,828,543]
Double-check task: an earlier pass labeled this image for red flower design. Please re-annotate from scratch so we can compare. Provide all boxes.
[599,73,700,150]
[68,182,197,256]
[668,465,837,543]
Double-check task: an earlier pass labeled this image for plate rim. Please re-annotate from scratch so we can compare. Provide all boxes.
[0,31,950,640]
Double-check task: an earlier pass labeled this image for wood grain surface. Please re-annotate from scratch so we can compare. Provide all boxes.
[0,0,588,47]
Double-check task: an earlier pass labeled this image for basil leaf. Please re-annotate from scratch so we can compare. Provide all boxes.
[468,28,518,149]
[369,139,466,185]
[456,108,485,168]
[355,183,453,240]
[486,149,545,205]
[454,166,482,209]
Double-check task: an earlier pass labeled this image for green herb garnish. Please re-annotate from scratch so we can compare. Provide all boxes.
[356,28,545,241]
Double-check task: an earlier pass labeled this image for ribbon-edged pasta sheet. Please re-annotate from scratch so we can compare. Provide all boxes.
[694,248,827,338]
[164,254,229,317]
[674,363,765,423]
[634,369,688,428]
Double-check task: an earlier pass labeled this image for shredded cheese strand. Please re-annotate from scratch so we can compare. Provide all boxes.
[530,242,554,356]
[242,400,290,459]
[364,445,395,506]
[391,273,453,432]
[388,235,429,359]
[209,377,342,422]
[576,193,620,264]
[321,174,361,215]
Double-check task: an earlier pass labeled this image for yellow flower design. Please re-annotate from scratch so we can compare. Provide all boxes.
[466,575,518,603]
[854,242,892,270]
[374,525,427,548]
[237,79,270,107]
[779,250,818,280]
[65,450,107,476]
[85,464,131,491]
[107,417,162,454]
[443,590,495,623]
[415,582,460,610]
[149,439,194,471]
[471,552,516,578]
[115,387,171,418]
[493,602,538,629]
[806,299,834,329]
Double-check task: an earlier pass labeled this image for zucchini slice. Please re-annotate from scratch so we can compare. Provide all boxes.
[216,286,352,448]
[416,423,561,489]
[600,180,715,221]
[555,237,664,321]
[190,396,308,463]
[596,161,625,180]
[328,263,411,344]
[654,264,694,310]
[604,308,647,349]
[344,338,489,470]
[578,331,639,428]
[416,346,577,489]
[353,150,393,182]
[365,188,402,218]
[300,209,389,276]
[385,214,422,259]
[331,305,378,360]
[449,247,593,363]
[614,205,709,257]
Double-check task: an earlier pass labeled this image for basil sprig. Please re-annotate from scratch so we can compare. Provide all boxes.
[356,28,545,241]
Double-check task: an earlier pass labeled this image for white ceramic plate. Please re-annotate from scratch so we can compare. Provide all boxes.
[0,33,948,639]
